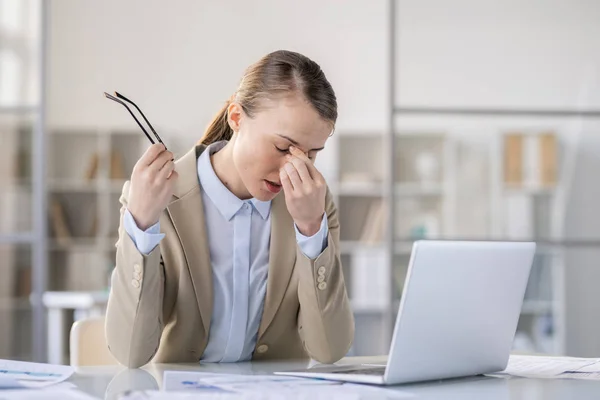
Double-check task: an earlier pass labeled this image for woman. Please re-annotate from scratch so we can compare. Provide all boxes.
[105,50,354,368]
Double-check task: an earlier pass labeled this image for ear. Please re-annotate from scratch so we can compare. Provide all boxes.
[227,102,244,133]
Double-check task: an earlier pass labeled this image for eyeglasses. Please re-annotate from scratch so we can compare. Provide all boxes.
[104,91,167,149]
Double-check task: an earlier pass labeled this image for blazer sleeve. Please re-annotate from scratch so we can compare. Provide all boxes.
[296,187,355,363]
[105,181,167,368]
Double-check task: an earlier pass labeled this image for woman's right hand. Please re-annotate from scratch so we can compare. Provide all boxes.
[127,143,178,230]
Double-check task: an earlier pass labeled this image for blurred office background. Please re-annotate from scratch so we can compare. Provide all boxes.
[2,0,600,364]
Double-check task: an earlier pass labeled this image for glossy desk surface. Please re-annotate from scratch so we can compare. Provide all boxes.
[69,356,600,399]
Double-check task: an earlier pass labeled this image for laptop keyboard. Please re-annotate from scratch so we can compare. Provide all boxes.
[329,366,386,376]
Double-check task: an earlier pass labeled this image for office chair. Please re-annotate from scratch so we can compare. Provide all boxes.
[69,316,118,366]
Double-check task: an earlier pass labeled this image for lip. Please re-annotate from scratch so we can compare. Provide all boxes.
[265,179,282,194]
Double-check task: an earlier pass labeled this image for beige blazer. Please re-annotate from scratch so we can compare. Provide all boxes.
[105,144,354,368]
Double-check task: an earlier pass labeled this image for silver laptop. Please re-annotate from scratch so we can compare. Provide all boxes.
[276,240,536,385]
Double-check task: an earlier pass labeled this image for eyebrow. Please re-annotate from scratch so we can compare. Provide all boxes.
[277,134,325,152]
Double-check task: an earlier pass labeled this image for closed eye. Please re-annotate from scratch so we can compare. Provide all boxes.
[275,145,315,160]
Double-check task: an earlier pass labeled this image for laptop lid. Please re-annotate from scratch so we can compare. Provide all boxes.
[384,240,535,384]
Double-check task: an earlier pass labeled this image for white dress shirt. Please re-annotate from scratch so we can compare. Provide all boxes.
[123,141,328,362]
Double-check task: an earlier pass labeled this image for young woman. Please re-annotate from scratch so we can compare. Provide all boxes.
[105,50,354,368]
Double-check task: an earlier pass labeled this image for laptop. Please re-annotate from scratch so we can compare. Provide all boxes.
[276,240,536,385]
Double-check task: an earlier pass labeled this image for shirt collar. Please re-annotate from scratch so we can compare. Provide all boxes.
[197,141,271,221]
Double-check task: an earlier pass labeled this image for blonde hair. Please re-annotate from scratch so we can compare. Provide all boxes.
[199,50,337,146]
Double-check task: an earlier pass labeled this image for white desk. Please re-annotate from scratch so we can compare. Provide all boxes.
[69,356,600,399]
[42,291,109,365]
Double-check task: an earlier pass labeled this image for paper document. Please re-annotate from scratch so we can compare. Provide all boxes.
[120,386,411,400]
[0,359,74,388]
[163,371,334,391]
[491,355,600,380]
[0,388,95,400]
[114,370,413,399]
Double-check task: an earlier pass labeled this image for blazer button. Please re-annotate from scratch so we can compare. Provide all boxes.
[257,344,269,354]
[134,264,142,273]
[317,266,326,276]
[318,282,327,291]
[317,275,325,283]
[133,271,142,280]
[131,279,141,289]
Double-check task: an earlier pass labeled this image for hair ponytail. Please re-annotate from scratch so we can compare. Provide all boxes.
[198,100,233,146]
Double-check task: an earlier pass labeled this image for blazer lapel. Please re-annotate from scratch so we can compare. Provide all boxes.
[258,192,296,337]
[166,146,213,338]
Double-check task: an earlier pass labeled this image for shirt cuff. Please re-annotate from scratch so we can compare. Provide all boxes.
[123,208,165,255]
[295,213,329,260]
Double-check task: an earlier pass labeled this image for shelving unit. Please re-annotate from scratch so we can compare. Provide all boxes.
[45,130,144,294]
[333,131,457,356]
[327,0,586,357]
[0,0,46,361]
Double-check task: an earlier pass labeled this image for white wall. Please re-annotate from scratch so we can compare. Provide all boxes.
[47,0,600,356]
[46,0,388,144]
[396,0,600,108]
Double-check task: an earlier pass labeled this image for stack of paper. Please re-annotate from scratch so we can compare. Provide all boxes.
[0,359,95,399]
[0,359,75,388]
[117,371,413,399]
[490,355,600,380]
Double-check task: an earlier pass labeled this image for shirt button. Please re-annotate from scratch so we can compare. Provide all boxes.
[257,344,269,354]
[131,279,140,289]
[317,266,326,276]
[318,282,327,291]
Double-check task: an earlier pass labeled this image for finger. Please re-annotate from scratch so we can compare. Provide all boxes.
[289,146,320,178]
[157,160,175,181]
[283,162,302,189]
[167,170,179,181]
[280,168,294,193]
[149,150,174,173]
[288,156,312,182]
[139,143,166,166]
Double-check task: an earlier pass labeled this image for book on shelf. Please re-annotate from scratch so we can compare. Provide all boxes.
[84,153,99,181]
[503,132,557,187]
[49,198,72,245]
[359,199,384,244]
[110,150,126,180]
[539,133,557,186]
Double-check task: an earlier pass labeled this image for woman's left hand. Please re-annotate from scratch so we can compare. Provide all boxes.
[280,146,326,236]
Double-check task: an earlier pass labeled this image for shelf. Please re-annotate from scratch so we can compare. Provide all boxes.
[48,238,104,251]
[502,184,556,196]
[521,300,555,315]
[109,180,128,193]
[336,182,445,198]
[394,106,600,118]
[351,300,388,314]
[394,242,413,255]
[0,179,32,188]
[340,241,385,254]
[0,233,35,244]
[395,183,444,196]
[0,105,39,114]
[336,181,383,197]
[47,179,98,192]
[0,298,32,311]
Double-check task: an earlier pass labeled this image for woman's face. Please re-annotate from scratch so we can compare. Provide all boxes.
[229,95,332,202]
